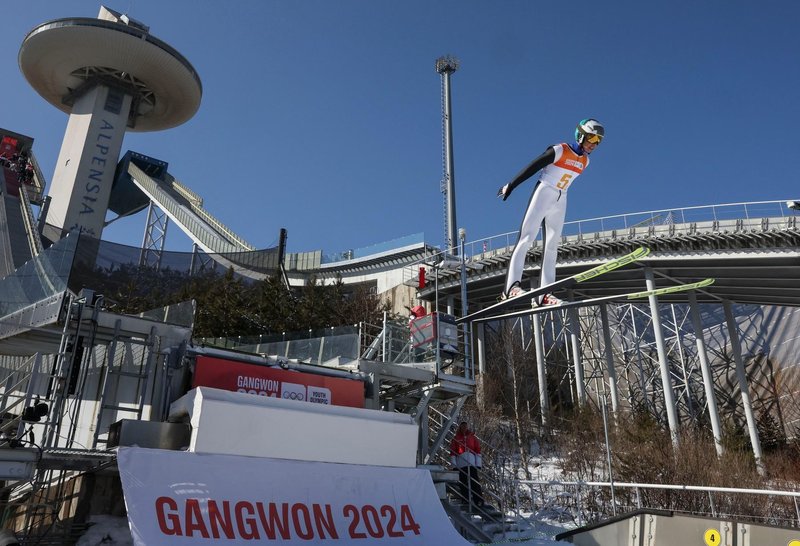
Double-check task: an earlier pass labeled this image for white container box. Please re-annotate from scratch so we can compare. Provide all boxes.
[169,387,418,467]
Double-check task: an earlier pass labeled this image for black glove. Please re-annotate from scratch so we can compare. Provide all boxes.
[497,184,511,201]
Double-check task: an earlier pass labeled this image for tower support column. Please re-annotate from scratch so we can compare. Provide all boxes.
[20,8,203,243]
[533,314,549,426]
[644,267,680,446]
[566,290,586,405]
[45,84,132,240]
[688,292,723,456]
[723,299,765,475]
[599,304,620,413]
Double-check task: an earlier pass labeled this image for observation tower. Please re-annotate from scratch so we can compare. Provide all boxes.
[18,6,202,241]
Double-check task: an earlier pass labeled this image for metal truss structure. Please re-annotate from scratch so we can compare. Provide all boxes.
[416,201,800,475]
[481,295,800,475]
[138,201,169,270]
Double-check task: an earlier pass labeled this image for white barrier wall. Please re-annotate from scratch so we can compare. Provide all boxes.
[168,387,417,468]
[118,447,471,545]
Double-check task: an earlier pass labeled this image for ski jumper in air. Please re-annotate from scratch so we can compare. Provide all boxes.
[497,119,605,305]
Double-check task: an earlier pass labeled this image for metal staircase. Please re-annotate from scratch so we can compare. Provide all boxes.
[0,276,192,542]
[425,405,535,543]
[355,317,534,542]
[0,354,46,447]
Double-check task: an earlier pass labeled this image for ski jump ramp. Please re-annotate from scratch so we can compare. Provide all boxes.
[124,159,280,279]
[118,387,471,545]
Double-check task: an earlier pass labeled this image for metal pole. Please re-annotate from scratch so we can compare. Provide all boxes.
[419,405,429,465]
[567,290,586,405]
[599,304,620,413]
[671,304,695,420]
[688,292,723,456]
[644,268,680,446]
[601,394,617,515]
[382,311,388,362]
[630,306,649,410]
[435,267,440,373]
[723,299,766,475]
[459,229,471,377]
[476,323,486,375]
[189,242,199,274]
[533,315,549,426]
[436,56,459,254]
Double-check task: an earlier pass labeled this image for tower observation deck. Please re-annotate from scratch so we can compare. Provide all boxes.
[18,6,202,242]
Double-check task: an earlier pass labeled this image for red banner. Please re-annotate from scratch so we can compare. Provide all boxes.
[193,356,364,408]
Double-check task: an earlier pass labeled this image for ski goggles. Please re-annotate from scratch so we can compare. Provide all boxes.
[584,133,603,144]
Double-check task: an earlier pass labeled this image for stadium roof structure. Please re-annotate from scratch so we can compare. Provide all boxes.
[424,207,800,313]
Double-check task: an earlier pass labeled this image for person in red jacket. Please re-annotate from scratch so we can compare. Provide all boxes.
[449,421,484,507]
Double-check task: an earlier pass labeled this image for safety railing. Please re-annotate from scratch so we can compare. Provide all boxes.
[461,199,799,259]
[25,151,47,206]
[199,325,362,365]
[321,233,426,264]
[427,406,531,524]
[520,479,800,528]
[356,317,420,364]
[403,199,800,287]
[185,197,255,251]
[170,176,204,207]
[18,186,43,257]
[0,354,45,444]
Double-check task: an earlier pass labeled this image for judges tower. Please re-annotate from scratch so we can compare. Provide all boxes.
[18,6,202,241]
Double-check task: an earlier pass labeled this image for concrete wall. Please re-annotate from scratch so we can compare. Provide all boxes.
[561,511,799,546]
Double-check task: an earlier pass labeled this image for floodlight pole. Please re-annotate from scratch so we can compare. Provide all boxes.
[436,55,459,255]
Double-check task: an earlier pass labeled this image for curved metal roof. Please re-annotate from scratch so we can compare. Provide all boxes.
[18,18,202,131]
[424,216,800,314]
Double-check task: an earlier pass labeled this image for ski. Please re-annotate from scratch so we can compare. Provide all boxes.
[471,278,715,323]
[457,246,651,324]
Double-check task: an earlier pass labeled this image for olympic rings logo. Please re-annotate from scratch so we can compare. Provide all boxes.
[237,388,275,397]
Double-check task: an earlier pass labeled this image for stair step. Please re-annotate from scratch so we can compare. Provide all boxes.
[108,370,148,379]
[455,503,503,517]
[100,404,142,413]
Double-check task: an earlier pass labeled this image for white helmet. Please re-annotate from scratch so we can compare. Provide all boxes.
[575,118,605,145]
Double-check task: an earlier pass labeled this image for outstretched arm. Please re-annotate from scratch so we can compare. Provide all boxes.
[497,146,556,201]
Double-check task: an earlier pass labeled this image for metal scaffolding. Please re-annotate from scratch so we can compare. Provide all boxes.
[477,296,797,468]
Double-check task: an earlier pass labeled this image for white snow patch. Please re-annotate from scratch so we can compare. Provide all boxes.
[75,515,132,546]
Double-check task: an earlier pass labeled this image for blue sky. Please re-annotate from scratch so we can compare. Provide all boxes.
[2,1,799,255]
